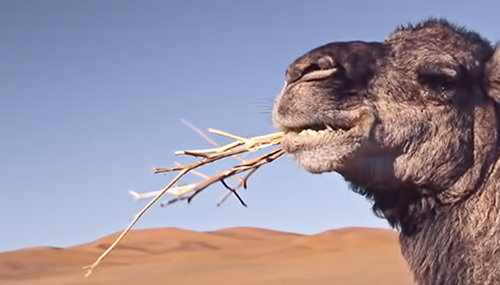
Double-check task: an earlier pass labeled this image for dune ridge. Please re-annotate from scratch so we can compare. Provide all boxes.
[1,227,414,285]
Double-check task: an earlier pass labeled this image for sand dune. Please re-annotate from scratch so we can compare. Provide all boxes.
[1,227,415,285]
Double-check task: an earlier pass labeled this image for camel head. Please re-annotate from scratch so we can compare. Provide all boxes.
[273,19,500,231]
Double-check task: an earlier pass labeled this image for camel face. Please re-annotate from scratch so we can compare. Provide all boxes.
[273,20,498,191]
[273,41,386,178]
[273,19,500,284]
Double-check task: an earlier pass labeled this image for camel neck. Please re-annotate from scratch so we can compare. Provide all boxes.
[398,103,500,285]
[399,167,500,285]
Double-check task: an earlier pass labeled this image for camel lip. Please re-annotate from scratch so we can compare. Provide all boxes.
[280,120,353,134]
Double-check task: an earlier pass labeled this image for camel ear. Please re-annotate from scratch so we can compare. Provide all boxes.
[486,47,500,102]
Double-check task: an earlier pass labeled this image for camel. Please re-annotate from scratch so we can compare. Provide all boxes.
[272,19,500,285]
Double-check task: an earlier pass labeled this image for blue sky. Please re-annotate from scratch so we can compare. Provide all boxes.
[2,0,500,253]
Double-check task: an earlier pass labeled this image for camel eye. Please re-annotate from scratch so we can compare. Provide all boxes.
[439,78,456,93]
[418,63,459,97]
[419,73,456,94]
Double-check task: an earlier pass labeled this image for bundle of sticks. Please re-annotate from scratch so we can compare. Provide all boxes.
[84,122,285,276]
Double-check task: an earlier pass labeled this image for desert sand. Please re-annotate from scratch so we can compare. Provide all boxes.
[1,227,415,285]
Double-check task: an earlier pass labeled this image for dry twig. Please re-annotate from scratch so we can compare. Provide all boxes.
[84,128,284,277]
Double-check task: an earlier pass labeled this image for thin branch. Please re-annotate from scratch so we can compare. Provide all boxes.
[219,179,247,207]
[181,119,219,147]
[182,119,246,163]
[208,128,250,143]
[174,162,210,179]
[217,192,233,207]
[240,168,259,189]
[85,130,284,276]
[174,141,243,156]
[216,167,259,206]
[84,168,191,277]
[186,148,284,202]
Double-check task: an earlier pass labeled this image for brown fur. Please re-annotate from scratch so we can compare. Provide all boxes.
[273,19,500,285]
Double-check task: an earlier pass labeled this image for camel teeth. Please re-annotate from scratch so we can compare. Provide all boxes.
[306,129,317,136]
[326,125,334,131]
[297,128,337,136]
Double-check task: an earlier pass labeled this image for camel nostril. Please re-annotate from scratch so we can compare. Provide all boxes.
[317,56,336,70]
[285,56,337,84]
[285,66,303,84]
